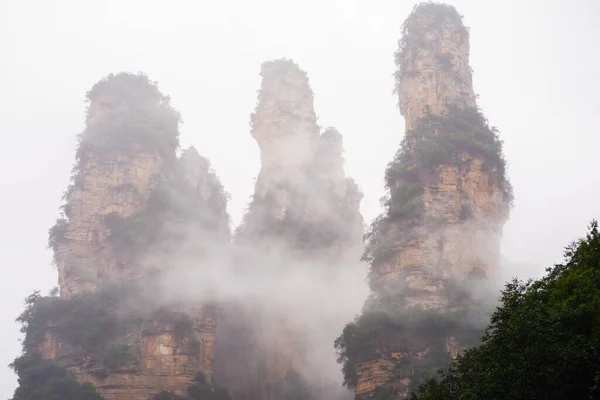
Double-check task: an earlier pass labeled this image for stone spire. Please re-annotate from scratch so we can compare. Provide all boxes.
[215,59,364,400]
[52,72,178,298]
[237,59,363,258]
[396,2,476,130]
[40,72,229,399]
[336,4,512,398]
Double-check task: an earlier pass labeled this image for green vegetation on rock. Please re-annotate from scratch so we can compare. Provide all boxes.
[9,354,103,400]
[17,283,143,354]
[100,344,137,370]
[103,169,228,261]
[153,372,231,400]
[363,105,512,269]
[394,2,469,92]
[82,72,181,157]
[334,305,486,391]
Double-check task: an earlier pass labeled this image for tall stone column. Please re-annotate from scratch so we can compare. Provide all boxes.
[41,72,229,399]
[337,3,512,398]
[216,59,363,400]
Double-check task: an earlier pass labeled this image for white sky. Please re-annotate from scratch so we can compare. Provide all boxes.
[1,0,599,396]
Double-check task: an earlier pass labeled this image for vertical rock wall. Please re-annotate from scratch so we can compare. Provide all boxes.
[42,73,229,400]
[396,3,476,131]
[216,59,363,400]
[238,59,363,254]
[340,4,512,398]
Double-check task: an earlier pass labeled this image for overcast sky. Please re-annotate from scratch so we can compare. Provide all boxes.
[1,0,599,396]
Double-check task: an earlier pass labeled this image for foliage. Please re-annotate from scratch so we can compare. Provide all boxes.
[100,344,136,369]
[394,2,468,91]
[385,106,509,192]
[363,105,512,266]
[152,372,231,400]
[78,105,179,160]
[151,307,194,341]
[271,370,315,400]
[104,168,228,260]
[47,218,69,266]
[17,283,142,353]
[236,174,361,255]
[459,202,472,221]
[81,72,179,157]
[250,58,314,128]
[153,392,187,400]
[386,183,424,221]
[334,304,485,390]
[415,220,600,399]
[9,354,103,400]
[371,386,399,400]
[52,72,186,267]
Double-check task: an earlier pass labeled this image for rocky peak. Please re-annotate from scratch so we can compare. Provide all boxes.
[215,59,364,400]
[237,59,363,258]
[53,72,180,299]
[251,58,319,173]
[26,72,230,400]
[396,3,476,130]
[336,3,512,398]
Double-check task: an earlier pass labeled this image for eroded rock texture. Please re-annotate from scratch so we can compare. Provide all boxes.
[336,4,512,399]
[216,59,363,400]
[237,59,363,258]
[40,72,230,399]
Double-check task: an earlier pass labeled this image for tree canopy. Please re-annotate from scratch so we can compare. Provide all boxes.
[415,220,600,399]
[9,354,103,400]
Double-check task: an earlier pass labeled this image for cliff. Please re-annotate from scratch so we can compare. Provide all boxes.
[335,3,512,398]
[236,59,363,257]
[18,73,230,400]
[215,59,364,400]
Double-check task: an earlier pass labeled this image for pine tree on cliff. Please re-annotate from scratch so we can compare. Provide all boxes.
[335,3,512,399]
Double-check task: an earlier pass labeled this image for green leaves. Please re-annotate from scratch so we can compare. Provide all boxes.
[9,354,103,400]
[334,305,486,391]
[416,220,600,399]
[152,372,231,400]
[16,283,141,353]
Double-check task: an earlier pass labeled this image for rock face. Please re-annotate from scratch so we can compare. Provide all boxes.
[41,73,230,399]
[215,59,363,400]
[38,305,217,399]
[397,4,477,131]
[237,59,363,257]
[336,4,512,399]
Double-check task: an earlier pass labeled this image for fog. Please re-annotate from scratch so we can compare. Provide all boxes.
[1,0,600,397]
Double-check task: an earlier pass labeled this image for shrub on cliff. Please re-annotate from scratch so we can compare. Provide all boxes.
[82,72,181,157]
[60,72,182,207]
[152,372,231,400]
[100,344,137,369]
[103,166,229,261]
[17,283,142,354]
[271,370,314,400]
[363,105,512,267]
[394,2,469,91]
[334,304,485,391]
[415,220,600,399]
[384,106,510,201]
[9,354,103,400]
